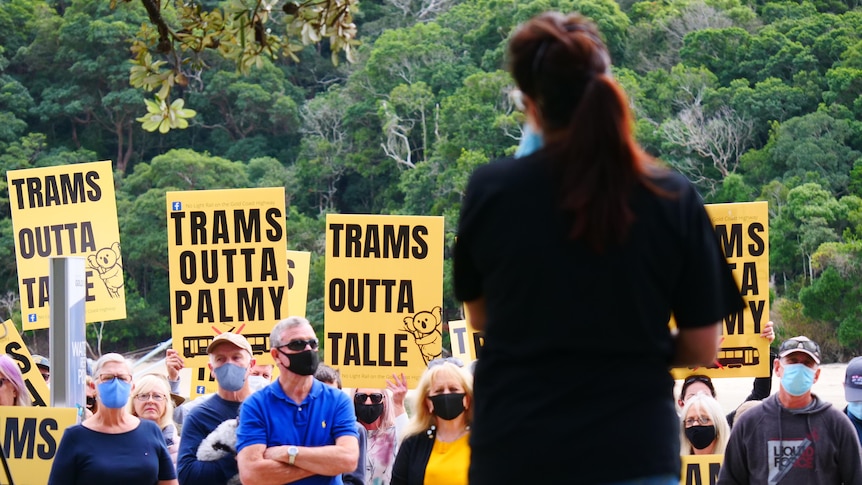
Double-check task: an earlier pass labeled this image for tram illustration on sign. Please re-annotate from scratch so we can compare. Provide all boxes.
[183,332,271,358]
[695,346,760,369]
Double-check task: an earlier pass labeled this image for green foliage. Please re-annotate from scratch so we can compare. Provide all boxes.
[364,22,479,97]
[3,0,862,354]
[711,172,757,202]
[124,0,360,131]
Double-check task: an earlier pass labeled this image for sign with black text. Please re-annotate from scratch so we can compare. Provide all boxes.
[7,160,126,330]
[167,187,288,378]
[673,201,770,379]
[0,407,77,485]
[324,214,444,388]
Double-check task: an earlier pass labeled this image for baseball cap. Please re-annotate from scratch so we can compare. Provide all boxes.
[206,333,253,356]
[778,336,821,364]
[845,356,862,402]
[32,354,50,370]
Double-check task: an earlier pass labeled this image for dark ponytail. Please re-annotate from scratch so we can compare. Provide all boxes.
[509,12,663,252]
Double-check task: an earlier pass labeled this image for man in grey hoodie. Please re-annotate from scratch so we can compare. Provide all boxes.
[718,336,862,485]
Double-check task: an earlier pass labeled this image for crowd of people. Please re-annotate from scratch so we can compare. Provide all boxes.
[8,8,862,485]
[13,324,862,485]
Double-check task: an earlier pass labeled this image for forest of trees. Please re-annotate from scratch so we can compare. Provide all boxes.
[1,0,862,361]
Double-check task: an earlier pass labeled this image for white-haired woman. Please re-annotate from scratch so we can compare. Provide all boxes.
[392,360,473,485]
[48,353,178,485]
[130,373,181,467]
[352,373,408,485]
[680,393,731,456]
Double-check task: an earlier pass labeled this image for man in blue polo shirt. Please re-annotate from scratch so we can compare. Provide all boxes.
[237,316,359,484]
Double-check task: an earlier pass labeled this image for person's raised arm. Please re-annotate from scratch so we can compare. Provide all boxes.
[166,349,184,394]
[672,323,721,367]
[386,373,408,419]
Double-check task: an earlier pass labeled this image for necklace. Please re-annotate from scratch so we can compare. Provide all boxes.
[427,424,470,442]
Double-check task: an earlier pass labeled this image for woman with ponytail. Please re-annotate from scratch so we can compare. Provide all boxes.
[453,11,745,485]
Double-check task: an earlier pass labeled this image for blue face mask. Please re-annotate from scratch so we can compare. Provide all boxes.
[97,379,132,409]
[515,123,543,158]
[213,363,248,392]
[781,363,816,396]
[848,402,862,420]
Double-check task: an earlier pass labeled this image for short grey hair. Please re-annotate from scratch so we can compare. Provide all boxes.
[270,316,310,348]
[93,352,132,376]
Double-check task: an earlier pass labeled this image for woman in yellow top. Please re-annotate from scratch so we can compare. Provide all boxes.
[391,359,472,485]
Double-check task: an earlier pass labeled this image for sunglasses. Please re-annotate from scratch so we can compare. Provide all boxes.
[427,357,463,369]
[354,392,384,405]
[279,338,319,352]
[683,375,712,387]
[780,338,821,355]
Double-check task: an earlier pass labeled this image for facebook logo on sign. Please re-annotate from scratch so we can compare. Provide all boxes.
[196,385,206,395]
[28,314,37,323]
[171,202,182,211]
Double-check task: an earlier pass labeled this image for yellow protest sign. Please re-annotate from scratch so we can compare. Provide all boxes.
[7,160,126,330]
[673,201,770,379]
[167,187,288,376]
[447,319,482,364]
[681,454,723,485]
[324,214,444,388]
[0,320,50,407]
[0,406,77,485]
[286,250,311,323]
[189,365,218,398]
[185,248,302,398]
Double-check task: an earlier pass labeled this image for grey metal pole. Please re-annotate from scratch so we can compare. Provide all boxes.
[49,257,88,421]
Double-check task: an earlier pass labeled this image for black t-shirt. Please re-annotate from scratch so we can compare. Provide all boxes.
[454,153,744,484]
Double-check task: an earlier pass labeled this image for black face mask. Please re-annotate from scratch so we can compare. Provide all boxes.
[429,393,466,421]
[684,425,716,450]
[355,403,384,424]
[284,349,320,376]
[86,396,96,409]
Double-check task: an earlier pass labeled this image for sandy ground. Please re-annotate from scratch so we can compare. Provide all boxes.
[676,362,851,414]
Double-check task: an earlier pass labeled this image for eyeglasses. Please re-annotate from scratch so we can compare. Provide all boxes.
[684,416,713,427]
[280,339,319,352]
[354,392,384,405]
[135,393,166,402]
[427,357,463,369]
[97,374,132,384]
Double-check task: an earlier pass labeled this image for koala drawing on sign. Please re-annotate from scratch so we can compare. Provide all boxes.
[87,242,124,298]
[402,306,443,364]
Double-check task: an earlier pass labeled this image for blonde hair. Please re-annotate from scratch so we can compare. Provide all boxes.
[129,374,174,428]
[680,393,730,456]
[734,400,761,421]
[401,361,473,440]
